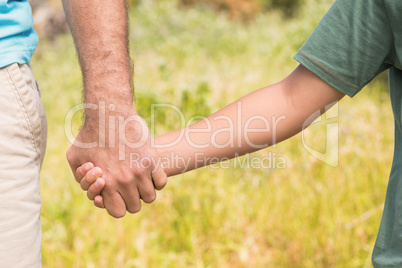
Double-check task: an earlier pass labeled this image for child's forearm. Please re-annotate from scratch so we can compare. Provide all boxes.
[156,65,345,176]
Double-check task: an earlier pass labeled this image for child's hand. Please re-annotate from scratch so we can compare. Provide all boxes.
[93,195,105,209]
[75,162,106,205]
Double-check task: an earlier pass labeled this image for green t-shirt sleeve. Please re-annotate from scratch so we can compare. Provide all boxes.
[294,0,394,97]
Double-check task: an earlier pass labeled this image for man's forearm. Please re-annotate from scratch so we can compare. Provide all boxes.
[62,0,134,112]
[64,0,168,217]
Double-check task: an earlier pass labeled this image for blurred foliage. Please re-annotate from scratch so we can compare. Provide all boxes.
[32,0,392,267]
[260,0,302,15]
[128,0,301,20]
[128,0,140,8]
[34,0,302,42]
[178,0,301,20]
[180,81,212,119]
[179,0,260,20]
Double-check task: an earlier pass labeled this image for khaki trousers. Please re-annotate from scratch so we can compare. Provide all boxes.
[0,63,47,267]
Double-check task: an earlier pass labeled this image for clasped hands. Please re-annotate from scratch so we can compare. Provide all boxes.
[66,107,167,218]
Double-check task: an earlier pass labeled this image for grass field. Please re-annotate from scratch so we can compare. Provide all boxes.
[33,0,393,267]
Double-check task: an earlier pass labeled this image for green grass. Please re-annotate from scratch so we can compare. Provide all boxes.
[33,0,392,267]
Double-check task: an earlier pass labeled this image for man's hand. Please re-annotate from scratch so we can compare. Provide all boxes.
[67,107,167,218]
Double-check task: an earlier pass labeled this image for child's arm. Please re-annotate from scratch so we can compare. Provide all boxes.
[156,65,345,176]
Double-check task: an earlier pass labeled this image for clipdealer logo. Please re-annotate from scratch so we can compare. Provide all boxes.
[64,101,339,168]
[302,102,339,167]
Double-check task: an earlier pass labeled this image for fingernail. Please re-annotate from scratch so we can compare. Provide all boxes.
[92,169,98,176]
[95,180,101,188]
[85,164,91,171]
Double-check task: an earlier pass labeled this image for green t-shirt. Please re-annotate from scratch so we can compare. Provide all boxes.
[294,0,402,267]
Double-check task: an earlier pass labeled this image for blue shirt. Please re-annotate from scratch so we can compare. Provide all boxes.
[0,0,38,68]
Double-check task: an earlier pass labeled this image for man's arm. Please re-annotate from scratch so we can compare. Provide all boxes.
[63,0,167,218]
